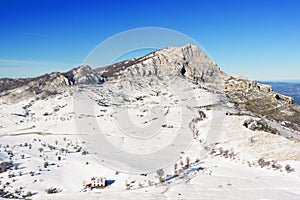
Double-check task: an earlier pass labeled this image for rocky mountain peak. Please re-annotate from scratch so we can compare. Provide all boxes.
[0,44,297,114]
[63,65,103,85]
[96,44,228,87]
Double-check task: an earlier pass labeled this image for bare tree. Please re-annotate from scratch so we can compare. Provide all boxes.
[174,163,178,175]
[180,160,184,168]
[156,169,165,183]
[223,150,229,159]
[219,147,224,156]
[285,164,292,172]
[210,148,216,155]
[258,158,264,167]
[185,157,191,168]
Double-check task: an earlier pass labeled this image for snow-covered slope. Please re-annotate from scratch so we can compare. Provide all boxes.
[0,44,300,199]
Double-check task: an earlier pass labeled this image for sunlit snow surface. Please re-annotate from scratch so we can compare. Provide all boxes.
[0,80,300,199]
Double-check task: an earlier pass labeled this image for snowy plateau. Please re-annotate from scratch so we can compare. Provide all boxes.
[0,44,300,199]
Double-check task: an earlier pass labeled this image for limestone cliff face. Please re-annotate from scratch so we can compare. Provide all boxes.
[225,77,294,105]
[96,44,228,87]
[225,77,273,93]
[273,93,294,104]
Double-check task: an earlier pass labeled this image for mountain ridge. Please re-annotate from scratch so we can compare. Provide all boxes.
[0,44,229,99]
[0,44,299,133]
[259,81,300,105]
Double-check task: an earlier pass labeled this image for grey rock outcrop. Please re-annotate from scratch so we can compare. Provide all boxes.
[63,65,103,85]
[0,65,104,101]
[96,44,228,87]
[225,77,273,92]
[273,93,294,104]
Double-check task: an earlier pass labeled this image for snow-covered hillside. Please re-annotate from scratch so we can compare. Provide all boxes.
[0,45,300,199]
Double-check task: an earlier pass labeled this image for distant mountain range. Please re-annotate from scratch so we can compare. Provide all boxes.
[259,81,300,105]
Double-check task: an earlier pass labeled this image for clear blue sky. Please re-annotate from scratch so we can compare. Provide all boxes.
[0,0,299,81]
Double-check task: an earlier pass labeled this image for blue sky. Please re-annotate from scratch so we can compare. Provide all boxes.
[0,0,299,81]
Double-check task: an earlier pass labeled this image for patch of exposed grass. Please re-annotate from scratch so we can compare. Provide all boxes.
[227,90,300,131]
[1,132,50,137]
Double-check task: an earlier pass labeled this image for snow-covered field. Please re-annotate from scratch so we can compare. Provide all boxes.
[0,79,300,199]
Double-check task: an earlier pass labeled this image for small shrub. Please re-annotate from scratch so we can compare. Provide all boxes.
[38,147,44,153]
[46,187,61,194]
[22,191,32,198]
[0,161,12,173]
[285,164,292,172]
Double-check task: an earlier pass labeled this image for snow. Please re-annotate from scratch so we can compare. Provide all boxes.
[0,81,300,199]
